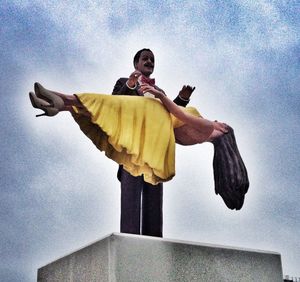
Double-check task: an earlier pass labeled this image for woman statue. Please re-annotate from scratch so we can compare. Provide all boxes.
[29,81,249,209]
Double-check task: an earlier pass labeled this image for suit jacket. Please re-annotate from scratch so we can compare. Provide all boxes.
[112,77,190,181]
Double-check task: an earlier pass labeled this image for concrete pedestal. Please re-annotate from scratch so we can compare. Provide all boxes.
[38,233,283,282]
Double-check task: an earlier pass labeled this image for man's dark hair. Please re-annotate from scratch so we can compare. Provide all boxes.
[133,48,153,67]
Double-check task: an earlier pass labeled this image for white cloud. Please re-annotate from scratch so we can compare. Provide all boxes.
[238,0,298,50]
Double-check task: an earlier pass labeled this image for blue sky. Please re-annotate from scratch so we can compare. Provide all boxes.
[1,1,299,280]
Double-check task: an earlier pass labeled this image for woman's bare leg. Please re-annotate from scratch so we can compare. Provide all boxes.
[52,92,85,114]
[52,92,91,117]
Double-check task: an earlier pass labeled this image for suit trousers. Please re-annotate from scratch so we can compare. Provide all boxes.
[120,168,163,237]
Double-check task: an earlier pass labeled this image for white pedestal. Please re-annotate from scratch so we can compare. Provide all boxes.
[38,233,283,282]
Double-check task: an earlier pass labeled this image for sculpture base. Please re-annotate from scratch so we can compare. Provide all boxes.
[38,233,283,282]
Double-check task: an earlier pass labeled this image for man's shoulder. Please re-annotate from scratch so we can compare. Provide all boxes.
[112,77,135,95]
[115,77,128,84]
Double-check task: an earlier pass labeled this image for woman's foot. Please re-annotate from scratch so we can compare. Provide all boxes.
[29,92,60,117]
[34,82,65,111]
[31,82,90,117]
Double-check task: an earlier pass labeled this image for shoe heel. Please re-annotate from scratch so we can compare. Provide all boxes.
[29,91,59,117]
[36,112,46,117]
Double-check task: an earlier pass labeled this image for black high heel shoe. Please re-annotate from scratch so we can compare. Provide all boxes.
[29,92,60,117]
[34,82,64,111]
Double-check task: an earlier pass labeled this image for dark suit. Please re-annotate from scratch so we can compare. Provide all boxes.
[112,78,189,237]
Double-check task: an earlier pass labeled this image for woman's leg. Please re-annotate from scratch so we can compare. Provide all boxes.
[32,82,90,116]
[54,92,86,114]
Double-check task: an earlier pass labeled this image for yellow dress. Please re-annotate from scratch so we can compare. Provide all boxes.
[72,93,201,185]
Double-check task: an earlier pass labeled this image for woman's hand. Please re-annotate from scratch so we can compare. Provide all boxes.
[206,121,229,142]
[139,83,165,98]
[213,121,229,133]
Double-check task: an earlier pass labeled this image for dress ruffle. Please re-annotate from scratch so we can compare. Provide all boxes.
[72,94,179,185]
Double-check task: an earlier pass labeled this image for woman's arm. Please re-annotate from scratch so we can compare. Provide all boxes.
[140,84,190,121]
[140,84,215,132]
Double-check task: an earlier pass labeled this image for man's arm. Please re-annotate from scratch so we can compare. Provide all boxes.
[112,78,137,96]
[112,71,142,96]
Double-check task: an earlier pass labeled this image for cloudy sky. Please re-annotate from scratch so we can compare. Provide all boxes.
[1,0,299,280]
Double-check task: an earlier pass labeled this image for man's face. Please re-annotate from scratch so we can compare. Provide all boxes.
[135,51,155,77]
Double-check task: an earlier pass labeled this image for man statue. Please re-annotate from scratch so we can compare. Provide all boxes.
[112,48,194,237]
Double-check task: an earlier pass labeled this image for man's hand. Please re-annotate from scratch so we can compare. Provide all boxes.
[127,70,142,88]
[178,85,195,100]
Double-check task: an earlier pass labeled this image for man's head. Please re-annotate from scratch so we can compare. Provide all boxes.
[133,48,155,77]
